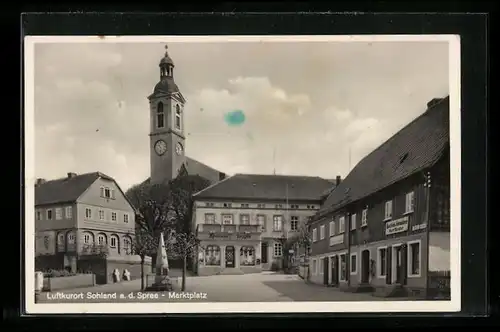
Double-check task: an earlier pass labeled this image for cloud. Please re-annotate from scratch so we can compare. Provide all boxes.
[33,41,449,190]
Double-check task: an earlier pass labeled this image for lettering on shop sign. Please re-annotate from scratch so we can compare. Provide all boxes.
[329,234,344,246]
[412,223,427,231]
[385,216,409,235]
[207,232,252,240]
[208,232,230,239]
[236,233,251,240]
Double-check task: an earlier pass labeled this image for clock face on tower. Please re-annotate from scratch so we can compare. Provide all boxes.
[175,142,183,155]
[154,140,167,156]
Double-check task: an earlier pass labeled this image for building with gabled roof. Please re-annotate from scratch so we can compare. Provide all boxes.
[34,171,149,284]
[191,173,337,275]
[307,96,451,299]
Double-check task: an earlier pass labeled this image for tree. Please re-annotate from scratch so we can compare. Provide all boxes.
[280,222,311,274]
[125,173,211,290]
[129,199,173,290]
[167,232,201,291]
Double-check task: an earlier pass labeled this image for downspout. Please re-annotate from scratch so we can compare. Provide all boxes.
[424,169,432,297]
[346,210,351,288]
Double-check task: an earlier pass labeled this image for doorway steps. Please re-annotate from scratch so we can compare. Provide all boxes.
[372,284,408,298]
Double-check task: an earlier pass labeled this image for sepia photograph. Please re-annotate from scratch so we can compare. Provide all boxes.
[24,35,461,314]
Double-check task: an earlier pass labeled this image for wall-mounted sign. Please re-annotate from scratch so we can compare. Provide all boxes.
[385,216,409,235]
[329,234,344,246]
[412,223,427,231]
[236,233,251,240]
[206,232,254,240]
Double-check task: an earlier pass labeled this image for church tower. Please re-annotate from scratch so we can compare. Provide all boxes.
[148,45,187,184]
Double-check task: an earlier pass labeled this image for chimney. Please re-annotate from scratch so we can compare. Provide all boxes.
[67,172,77,179]
[426,96,448,111]
[35,178,46,186]
[335,175,341,186]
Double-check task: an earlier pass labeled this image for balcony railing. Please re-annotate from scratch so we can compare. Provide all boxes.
[197,224,261,233]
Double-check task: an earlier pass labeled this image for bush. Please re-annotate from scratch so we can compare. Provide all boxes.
[43,269,77,278]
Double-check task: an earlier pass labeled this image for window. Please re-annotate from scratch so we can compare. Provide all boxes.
[123,214,129,223]
[274,242,283,257]
[111,212,117,221]
[350,254,357,274]
[405,191,415,213]
[240,246,256,266]
[205,202,214,207]
[223,203,232,208]
[123,237,131,254]
[157,102,165,128]
[175,104,182,130]
[205,245,221,266]
[409,241,421,276]
[378,247,387,277]
[104,187,111,198]
[257,215,266,229]
[312,228,318,242]
[339,216,345,233]
[46,209,53,220]
[99,209,105,220]
[351,213,357,230]
[275,204,282,209]
[65,206,72,219]
[320,225,325,240]
[384,200,393,220]
[340,254,347,281]
[55,208,62,220]
[329,219,335,236]
[110,236,118,248]
[57,233,65,246]
[36,210,42,221]
[204,213,216,224]
[290,216,298,231]
[290,204,299,209]
[97,234,106,245]
[257,204,266,208]
[312,259,317,275]
[85,208,92,219]
[83,233,91,244]
[240,214,250,225]
[273,215,283,231]
[240,203,249,208]
[361,208,368,226]
[222,214,233,224]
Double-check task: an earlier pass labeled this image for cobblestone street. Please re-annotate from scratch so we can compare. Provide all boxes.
[37,271,401,303]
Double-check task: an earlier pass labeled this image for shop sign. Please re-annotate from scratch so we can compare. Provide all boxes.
[207,232,253,240]
[329,234,344,246]
[385,216,409,235]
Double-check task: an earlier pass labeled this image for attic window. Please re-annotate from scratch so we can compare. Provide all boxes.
[399,152,409,164]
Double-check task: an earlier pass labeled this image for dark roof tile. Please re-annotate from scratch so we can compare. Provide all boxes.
[318,96,450,217]
[35,172,102,206]
[194,173,334,201]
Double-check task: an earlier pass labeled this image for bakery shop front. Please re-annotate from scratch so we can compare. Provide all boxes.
[194,224,262,276]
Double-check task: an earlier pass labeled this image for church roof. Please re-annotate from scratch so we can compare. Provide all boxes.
[315,96,449,219]
[153,77,179,95]
[193,173,335,202]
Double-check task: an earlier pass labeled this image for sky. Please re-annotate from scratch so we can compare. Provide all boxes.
[33,39,450,191]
